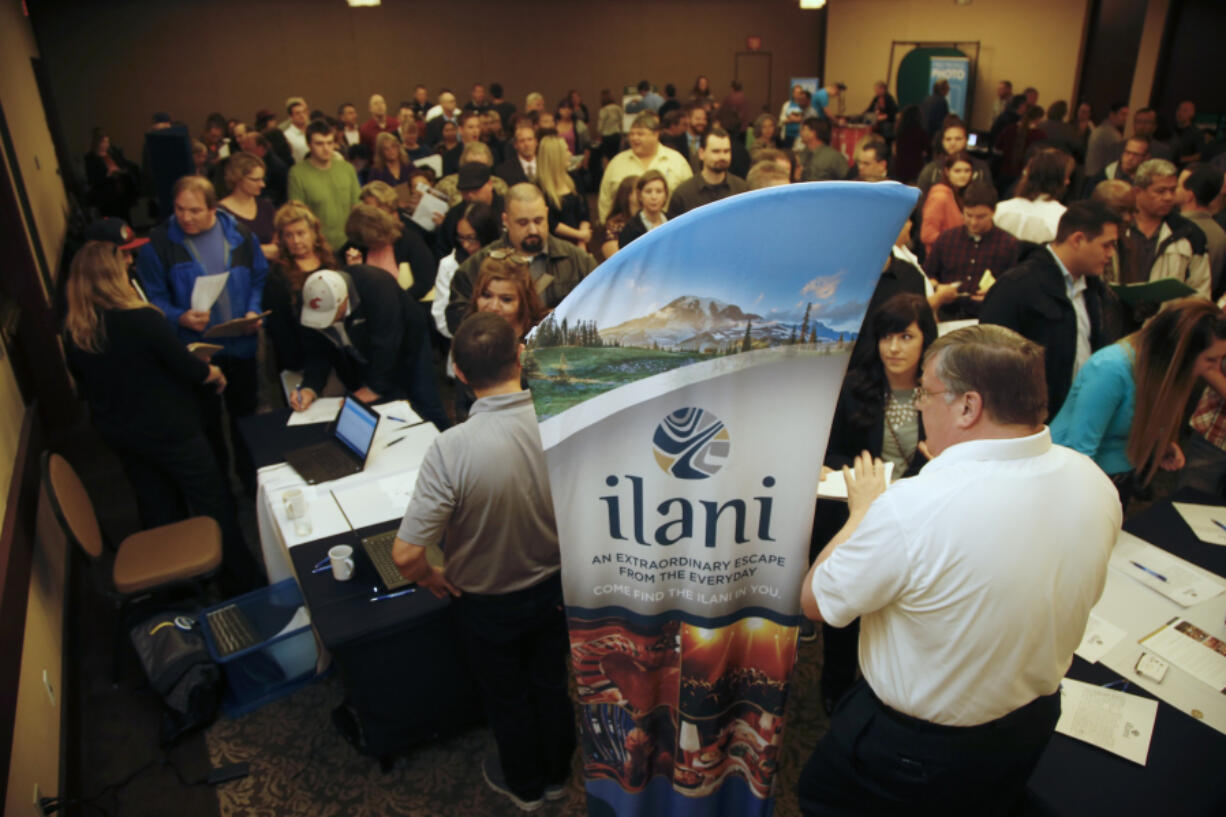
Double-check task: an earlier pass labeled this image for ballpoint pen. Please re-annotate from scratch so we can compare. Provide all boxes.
[1212,519,1226,534]
[384,436,407,448]
[369,587,417,602]
[1130,560,1168,582]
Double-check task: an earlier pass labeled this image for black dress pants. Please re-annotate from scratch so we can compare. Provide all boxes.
[198,354,258,494]
[798,681,1060,817]
[457,573,576,801]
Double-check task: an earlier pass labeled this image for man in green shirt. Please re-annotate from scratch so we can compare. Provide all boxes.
[287,120,360,250]
[797,117,850,183]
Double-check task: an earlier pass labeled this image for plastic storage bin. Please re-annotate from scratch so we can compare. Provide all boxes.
[200,578,320,717]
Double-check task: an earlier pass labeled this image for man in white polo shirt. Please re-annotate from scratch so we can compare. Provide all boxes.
[799,324,1121,816]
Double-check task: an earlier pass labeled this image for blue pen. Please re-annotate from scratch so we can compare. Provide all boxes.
[1213,519,1226,534]
[369,587,416,603]
[1130,560,1168,582]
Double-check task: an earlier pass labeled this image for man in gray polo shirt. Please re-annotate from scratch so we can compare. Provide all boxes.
[392,312,572,812]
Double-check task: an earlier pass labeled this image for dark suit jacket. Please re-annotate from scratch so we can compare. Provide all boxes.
[660,133,691,165]
[980,246,1106,420]
[494,157,530,186]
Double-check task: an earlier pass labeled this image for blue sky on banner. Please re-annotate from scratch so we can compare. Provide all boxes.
[533,182,920,334]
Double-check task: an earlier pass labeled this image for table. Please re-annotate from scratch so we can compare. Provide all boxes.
[1027,491,1226,817]
[241,405,437,583]
[237,408,480,760]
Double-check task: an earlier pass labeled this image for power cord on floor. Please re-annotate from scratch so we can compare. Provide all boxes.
[38,750,245,817]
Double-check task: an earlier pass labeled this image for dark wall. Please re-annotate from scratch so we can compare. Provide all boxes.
[1076,0,1148,117]
[30,0,822,166]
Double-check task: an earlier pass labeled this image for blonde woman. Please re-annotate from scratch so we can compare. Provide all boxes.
[63,242,260,592]
[537,134,592,247]
[369,131,411,186]
[264,202,336,372]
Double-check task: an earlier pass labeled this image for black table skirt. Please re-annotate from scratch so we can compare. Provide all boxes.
[1027,490,1226,817]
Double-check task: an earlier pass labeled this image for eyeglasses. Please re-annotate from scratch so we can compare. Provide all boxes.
[488,248,533,265]
[456,233,480,246]
[914,385,951,404]
[245,175,266,183]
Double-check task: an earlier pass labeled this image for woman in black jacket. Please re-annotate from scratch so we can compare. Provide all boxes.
[811,292,937,712]
[63,241,262,592]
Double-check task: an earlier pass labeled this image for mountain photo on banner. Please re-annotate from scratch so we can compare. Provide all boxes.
[528,181,918,817]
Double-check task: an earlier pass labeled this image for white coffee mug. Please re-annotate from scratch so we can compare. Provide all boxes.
[329,544,355,581]
[282,488,307,520]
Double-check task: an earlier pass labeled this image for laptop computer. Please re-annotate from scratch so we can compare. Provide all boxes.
[284,396,381,485]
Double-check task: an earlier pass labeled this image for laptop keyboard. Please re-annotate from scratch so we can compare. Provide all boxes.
[206,603,259,657]
[362,529,411,590]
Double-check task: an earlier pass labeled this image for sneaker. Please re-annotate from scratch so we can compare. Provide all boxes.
[544,781,568,801]
[482,754,544,812]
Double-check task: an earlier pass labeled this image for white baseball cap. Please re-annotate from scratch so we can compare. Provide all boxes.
[300,270,348,329]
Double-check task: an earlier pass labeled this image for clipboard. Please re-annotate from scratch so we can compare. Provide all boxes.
[203,311,271,339]
[187,342,223,360]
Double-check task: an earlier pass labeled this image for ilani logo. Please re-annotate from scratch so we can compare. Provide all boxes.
[651,407,729,479]
[600,407,775,548]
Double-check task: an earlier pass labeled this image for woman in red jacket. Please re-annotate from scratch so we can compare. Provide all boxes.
[920,150,974,253]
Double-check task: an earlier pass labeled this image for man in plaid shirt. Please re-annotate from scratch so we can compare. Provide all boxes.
[924,182,1020,319]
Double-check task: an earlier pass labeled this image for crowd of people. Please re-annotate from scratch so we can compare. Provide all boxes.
[66,74,1225,814]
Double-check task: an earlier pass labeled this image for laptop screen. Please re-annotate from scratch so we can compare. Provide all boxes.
[335,398,379,460]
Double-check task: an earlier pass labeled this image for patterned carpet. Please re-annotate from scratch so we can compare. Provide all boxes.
[204,639,829,816]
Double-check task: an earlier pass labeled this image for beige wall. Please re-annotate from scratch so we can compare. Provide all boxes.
[36,0,823,165]
[1,0,69,288]
[1,0,72,809]
[826,0,1091,132]
[4,488,68,817]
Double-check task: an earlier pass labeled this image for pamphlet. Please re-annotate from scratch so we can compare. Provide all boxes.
[1139,618,1226,694]
[1075,613,1128,664]
[1055,678,1158,765]
[1108,278,1196,307]
[1172,502,1226,546]
[1108,533,1225,607]
[410,182,450,232]
[190,272,229,313]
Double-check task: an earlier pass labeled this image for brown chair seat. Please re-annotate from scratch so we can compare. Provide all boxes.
[112,516,223,594]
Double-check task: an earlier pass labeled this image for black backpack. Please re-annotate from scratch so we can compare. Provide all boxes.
[129,611,221,744]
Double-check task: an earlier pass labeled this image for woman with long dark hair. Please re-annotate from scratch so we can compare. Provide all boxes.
[919,151,974,252]
[813,292,938,712]
[1053,298,1226,502]
[828,293,939,477]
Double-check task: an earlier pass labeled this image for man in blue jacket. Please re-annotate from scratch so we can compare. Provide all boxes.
[137,175,268,491]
